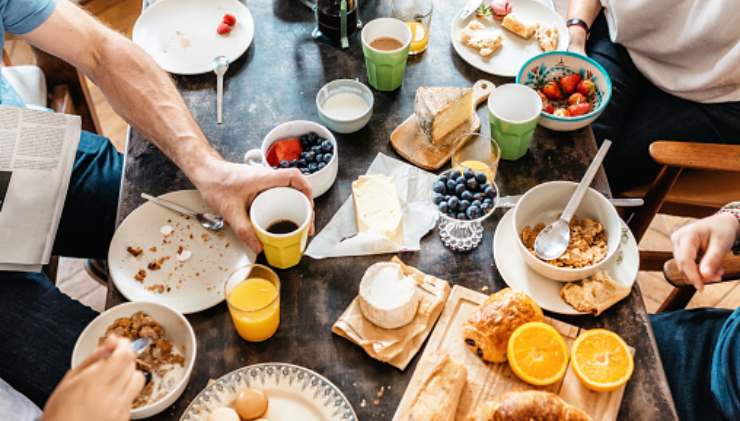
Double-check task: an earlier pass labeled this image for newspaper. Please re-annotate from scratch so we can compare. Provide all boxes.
[0,106,81,272]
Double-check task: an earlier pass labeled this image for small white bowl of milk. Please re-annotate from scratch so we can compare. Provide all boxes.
[316,79,374,134]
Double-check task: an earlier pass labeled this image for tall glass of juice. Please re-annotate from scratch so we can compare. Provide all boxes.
[225,264,281,342]
[391,0,432,55]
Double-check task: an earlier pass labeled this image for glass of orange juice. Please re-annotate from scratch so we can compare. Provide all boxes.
[225,264,281,342]
[391,0,433,55]
[451,133,502,184]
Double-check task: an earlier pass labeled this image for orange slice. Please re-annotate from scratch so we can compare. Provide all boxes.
[506,321,569,386]
[571,329,634,392]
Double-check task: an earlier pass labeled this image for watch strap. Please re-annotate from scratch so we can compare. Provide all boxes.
[566,18,590,34]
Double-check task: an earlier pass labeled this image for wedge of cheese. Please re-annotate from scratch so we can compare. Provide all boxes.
[414,87,473,146]
[352,175,404,244]
[358,262,420,329]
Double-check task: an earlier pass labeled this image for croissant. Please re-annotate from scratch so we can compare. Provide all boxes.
[463,288,543,362]
[469,391,592,421]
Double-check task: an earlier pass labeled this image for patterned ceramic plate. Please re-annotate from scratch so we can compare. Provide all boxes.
[180,363,358,421]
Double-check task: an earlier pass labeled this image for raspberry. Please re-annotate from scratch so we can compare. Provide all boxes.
[217,22,232,35]
[222,13,237,26]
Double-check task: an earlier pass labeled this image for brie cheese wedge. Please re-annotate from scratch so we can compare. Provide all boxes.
[358,262,420,329]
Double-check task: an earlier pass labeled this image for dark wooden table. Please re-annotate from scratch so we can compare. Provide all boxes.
[110,1,677,419]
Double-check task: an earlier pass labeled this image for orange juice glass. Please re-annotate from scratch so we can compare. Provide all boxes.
[392,0,433,55]
[225,264,280,342]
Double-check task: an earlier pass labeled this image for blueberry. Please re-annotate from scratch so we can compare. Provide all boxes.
[456,176,466,185]
[279,160,290,168]
[459,200,470,211]
[305,151,316,161]
[484,185,496,198]
[437,173,448,182]
[432,181,446,194]
[320,140,333,152]
[308,162,318,172]
[323,153,333,163]
[297,158,307,167]
[466,177,478,190]
[482,200,493,211]
[473,192,483,202]
[438,202,449,213]
[454,183,466,196]
[317,162,326,170]
[449,170,461,180]
[432,193,445,204]
[456,212,467,220]
[300,152,308,160]
[483,197,493,205]
[311,146,323,155]
[461,190,473,201]
[446,179,457,192]
[463,168,475,179]
[448,196,459,211]
[300,167,310,174]
[471,200,481,209]
[307,132,319,143]
[466,205,481,219]
[475,172,487,184]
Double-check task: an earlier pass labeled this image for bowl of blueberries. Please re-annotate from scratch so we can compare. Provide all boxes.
[432,166,498,252]
[244,120,338,198]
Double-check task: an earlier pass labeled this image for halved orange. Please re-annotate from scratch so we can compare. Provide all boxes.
[506,321,569,386]
[571,329,634,392]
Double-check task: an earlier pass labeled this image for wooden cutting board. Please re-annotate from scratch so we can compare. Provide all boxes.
[390,80,494,171]
[392,285,631,421]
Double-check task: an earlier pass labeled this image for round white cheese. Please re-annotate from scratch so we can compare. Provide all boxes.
[358,262,420,329]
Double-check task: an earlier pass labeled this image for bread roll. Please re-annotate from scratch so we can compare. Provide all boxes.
[463,288,543,362]
[401,354,467,421]
[469,391,591,421]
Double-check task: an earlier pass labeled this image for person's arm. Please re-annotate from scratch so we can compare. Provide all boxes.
[19,0,311,252]
[566,0,602,55]
[671,203,740,291]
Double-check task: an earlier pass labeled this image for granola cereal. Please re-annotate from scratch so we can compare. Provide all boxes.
[521,217,608,268]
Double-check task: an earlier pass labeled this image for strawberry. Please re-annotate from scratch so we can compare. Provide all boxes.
[577,79,596,97]
[266,138,302,167]
[543,103,555,114]
[553,107,570,118]
[541,82,563,101]
[558,73,582,95]
[223,13,237,26]
[567,92,587,106]
[217,22,232,35]
[567,102,591,116]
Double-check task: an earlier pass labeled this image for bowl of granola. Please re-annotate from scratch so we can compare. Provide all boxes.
[512,181,622,281]
[71,302,196,419]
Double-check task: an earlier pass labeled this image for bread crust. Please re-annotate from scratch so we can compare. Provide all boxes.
[469,391,592,421]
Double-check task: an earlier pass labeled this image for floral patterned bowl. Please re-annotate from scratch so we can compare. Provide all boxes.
[516,51,612,132]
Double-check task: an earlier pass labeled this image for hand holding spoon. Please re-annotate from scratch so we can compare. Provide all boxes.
[534,140,612,261]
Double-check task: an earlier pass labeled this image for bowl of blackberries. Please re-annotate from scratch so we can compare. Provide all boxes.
[432,167,498,251]
[245,120,338,198]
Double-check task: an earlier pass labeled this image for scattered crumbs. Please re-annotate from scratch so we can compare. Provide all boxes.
[219,253,223,257]
[134,269,147,282]
[216,231,225,239]
[195,272,200,277]
[148,246,158,252]
[387,385,391,390]
[352,382,358,387]
[146,284,168,294]
[185,216,191,220]
[372,399,380,406]
[189,234,194,240]
[360,398,366,408]
[480,285,489,292]
[160,224,174,236]
[177,249,192,262]
[376,386,385,399]
[167,218,172,223]
[127,246,143,257]
[201,233,210,242]
[147,256,170,271]
[225,243,230,248]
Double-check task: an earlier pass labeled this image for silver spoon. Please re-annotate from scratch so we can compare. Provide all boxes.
[132,337,152,356]
[534,140,612,261]
[212,56,229,124]
[141,193,224,231]
[498,195,642,209]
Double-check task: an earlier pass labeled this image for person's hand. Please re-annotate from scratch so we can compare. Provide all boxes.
[567,26,587,56]
[191,159,314,253]
[42,336,145,421]
[671,212,739,291]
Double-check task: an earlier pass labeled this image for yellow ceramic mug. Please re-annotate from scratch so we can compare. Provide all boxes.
[249,187,312,269]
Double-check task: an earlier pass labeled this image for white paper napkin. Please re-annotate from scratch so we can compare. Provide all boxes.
[305,153,439,259]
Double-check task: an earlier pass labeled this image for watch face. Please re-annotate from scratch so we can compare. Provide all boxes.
[0,171,10,213]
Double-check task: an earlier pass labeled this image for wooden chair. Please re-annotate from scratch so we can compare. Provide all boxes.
[622,141,740,311]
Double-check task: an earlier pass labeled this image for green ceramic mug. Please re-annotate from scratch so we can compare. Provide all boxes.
[487,84,543,160]
[361,18,412,91]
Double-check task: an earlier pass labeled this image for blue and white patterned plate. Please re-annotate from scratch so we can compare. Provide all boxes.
[180,363,357,421]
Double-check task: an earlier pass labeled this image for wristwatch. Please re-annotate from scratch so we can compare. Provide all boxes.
[566,18,590,35]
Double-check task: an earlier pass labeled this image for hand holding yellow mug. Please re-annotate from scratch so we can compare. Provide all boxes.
[249,187,313,269]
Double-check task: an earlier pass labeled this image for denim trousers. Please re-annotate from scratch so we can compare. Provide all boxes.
[587,14,740,193]
[0,131,121,407]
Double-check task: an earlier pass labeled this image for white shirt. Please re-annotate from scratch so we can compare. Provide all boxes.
[0,377,41,421]
[601,0,740,103]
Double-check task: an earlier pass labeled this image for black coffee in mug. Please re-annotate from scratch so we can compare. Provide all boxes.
[267,219,299,234]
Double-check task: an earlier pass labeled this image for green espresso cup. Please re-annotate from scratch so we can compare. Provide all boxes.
[487,84,543,160]
[361,18,412,91]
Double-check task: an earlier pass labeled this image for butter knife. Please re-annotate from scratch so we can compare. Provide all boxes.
[459,0,483,21]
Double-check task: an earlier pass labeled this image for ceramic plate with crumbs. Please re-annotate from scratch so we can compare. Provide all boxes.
[108,190,255,314]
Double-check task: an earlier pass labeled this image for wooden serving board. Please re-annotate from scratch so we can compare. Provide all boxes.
[392,285,630,421]
[390,80,494,171]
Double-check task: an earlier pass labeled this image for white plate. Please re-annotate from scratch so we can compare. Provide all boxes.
[133,0,254,75]
[179,363,358,421]
[493,209,638,315]
[450,0,569,77]
[108,190,254,314]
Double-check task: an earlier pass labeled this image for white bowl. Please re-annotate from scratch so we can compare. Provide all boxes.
[71,302,196,419]
[316,79,374,133]
[516,51,612,132]
[244,120,338,198]
[512,181,622,282]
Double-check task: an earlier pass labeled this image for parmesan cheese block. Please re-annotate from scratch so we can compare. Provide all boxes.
[414,87,473,146]
[358,262,420,329]
[352,175,404,243]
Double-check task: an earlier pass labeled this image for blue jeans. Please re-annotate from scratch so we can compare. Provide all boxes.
[0,131,121,407]
[587,14,740,193]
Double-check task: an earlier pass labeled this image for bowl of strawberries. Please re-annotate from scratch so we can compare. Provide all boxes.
[516,51,612,132]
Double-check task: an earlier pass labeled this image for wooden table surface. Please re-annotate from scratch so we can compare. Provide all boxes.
[109,1,677,419]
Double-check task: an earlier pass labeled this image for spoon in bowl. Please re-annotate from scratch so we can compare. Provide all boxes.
[534,140,612,261]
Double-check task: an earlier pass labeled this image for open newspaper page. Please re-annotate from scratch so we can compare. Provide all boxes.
[0,106,81,272]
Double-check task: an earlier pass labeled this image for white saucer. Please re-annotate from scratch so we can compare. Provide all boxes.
[492,209,638,315]
[108,190,255,314]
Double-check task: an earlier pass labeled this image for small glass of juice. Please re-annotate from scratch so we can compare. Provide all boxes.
[391,0,433,55]
[451,133,502,184]
[225,264,281,342]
